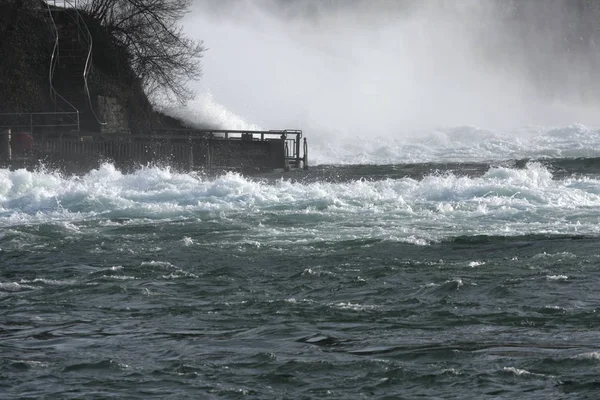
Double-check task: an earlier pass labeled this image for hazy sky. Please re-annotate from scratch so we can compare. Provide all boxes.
[177,0,600,133]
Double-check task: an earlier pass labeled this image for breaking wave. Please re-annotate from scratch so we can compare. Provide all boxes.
[1,160,600,245]
[310,123,600,165]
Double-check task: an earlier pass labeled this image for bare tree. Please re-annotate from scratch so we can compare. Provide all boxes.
[82,0,205,104]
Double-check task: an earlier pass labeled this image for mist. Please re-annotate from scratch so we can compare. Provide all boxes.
[174,0,600,139]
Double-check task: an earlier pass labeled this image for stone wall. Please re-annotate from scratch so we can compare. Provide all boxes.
[97,95,129,133]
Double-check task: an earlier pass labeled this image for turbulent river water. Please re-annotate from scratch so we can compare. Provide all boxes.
[2,125,600,398]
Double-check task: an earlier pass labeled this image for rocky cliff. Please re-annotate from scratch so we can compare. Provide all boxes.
[0,0,186,133]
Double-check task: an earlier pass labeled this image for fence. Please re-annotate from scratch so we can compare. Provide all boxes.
[0,129,307,173]
[0,112,80,133]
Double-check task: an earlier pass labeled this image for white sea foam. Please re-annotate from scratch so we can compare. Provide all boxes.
[2,162,600,245]
[331,302,378,311]
[179,0,600,165]
[544,305,566,312]
[20,278,75,286]
[441,368,461,375]
[502,367,547,378]
[301,268,335,277]
[546,275,569,281]
[534,252,577,260]
[575,352,600,360]
[468,261,485,267]
[0,281,40,291]
[162,91,261,131]
[101,275,137,281]
[309,124,600,165]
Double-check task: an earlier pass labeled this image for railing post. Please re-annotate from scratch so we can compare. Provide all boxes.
[281,132,289,171]
[303,138,308,170]
[205,140,212,172]
[295,132,301,168]
[188,135,194,170]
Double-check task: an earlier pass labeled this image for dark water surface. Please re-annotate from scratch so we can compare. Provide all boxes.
[2,160,600,398]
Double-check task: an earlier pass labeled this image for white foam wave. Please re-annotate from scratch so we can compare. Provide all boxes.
[468,261,485,267]
[20,278,76,285]
[546,275,569,281]
[100,275,137,281]
[301,267,336,277]
[575,352,600,360]
[0,281,39,292]
[330,302,378,311]
[502,367,548,378]
[544,305,566,312]
[310,124,600,165]
[503,367,531,376]
[534,252,577,260]
[164,91,261,130]
[2,162,600,244]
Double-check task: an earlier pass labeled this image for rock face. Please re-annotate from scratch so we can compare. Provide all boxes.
[0,1,185,134]
[97,95,129,133]
[0,1,54,114]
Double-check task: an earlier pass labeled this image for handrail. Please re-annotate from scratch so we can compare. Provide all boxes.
[0,111,80,133]
[75,3,106,126]
[46,0,80,131]
[0,112,80,116]
[31,128,303,140]
[46,0,106,127]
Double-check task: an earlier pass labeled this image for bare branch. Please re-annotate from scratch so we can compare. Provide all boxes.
[80,0,204,104]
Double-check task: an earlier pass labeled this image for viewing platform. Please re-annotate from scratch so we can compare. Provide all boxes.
[0,115,308,174]
[0,2,308,175]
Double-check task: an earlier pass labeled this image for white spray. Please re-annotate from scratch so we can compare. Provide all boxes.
[174,0,600,163]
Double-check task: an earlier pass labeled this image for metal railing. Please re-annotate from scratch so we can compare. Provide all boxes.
[88,128,307,169]
[46,0,80,130]
[46,0,106,127]
[0,112,80,133]
[2,128,308,171]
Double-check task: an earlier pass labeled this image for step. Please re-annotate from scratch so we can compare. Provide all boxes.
[57,45,87,51]
[56,80,85,85]
[57,59,87,65]
[54,71,86,78]
[56,58,85,62]
[58,44,86,51]
[56,63,87,69]
[57,84,85,89]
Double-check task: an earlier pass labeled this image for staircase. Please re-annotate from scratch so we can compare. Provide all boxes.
[54,17,87,104]
[46,0,104,131]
